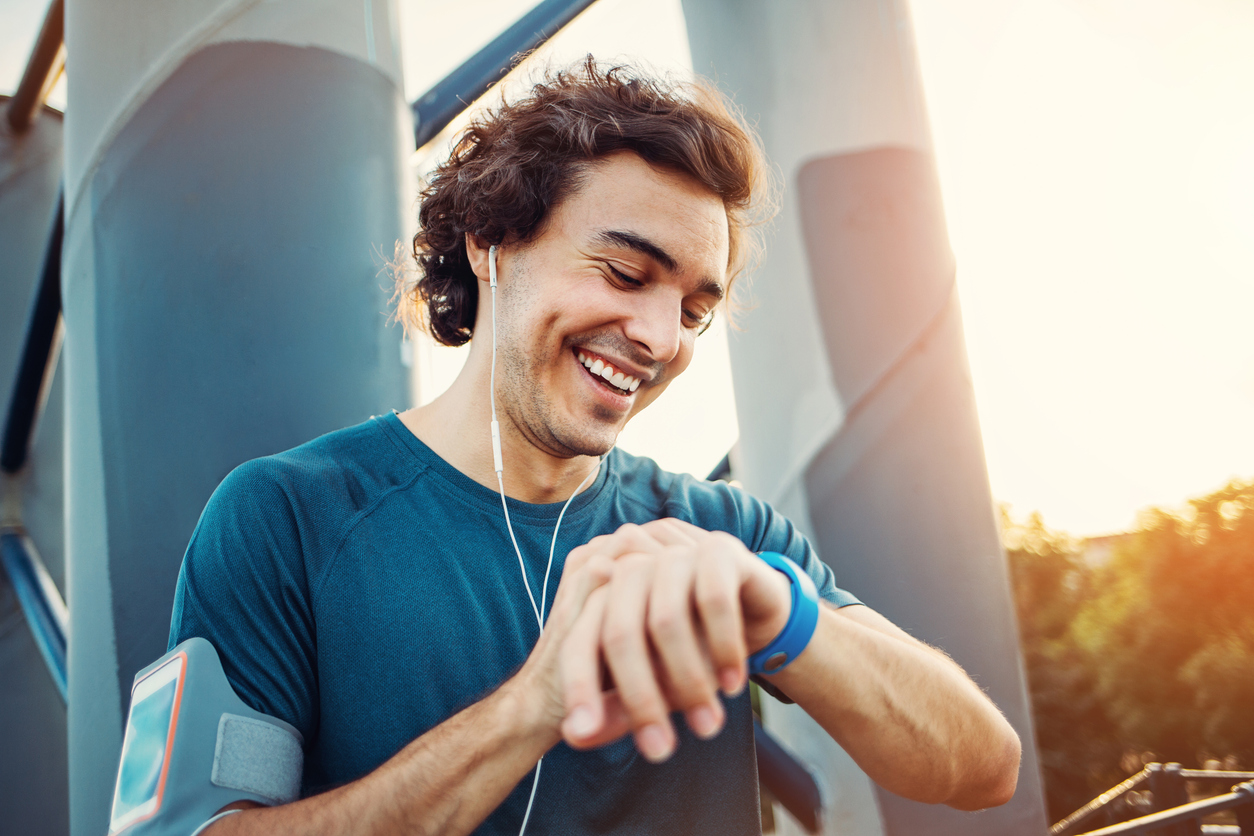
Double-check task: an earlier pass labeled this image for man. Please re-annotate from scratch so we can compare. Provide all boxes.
[170,60,1020,835]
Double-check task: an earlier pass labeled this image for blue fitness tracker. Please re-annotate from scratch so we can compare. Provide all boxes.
[748,552,821,676]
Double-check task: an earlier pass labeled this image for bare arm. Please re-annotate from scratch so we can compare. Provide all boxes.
[559,519,1021,811]
[768,603,1021,810]
[208,674,557,836]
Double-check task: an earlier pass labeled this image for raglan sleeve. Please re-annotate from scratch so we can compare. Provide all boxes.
[167,458,319,745]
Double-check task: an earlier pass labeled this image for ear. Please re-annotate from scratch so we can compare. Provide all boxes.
[465,233,492,284]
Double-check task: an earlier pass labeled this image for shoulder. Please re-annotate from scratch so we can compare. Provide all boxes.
[608,448,774,547]
[170,416,422,728]
[186,414,426,591]
[207,415,421,526]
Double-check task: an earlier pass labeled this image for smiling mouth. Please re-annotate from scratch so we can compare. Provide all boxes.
[576,349,642,395]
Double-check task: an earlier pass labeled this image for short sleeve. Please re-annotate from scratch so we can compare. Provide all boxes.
[700,482,862,705]
[720,483,861,609]
[168,459,319,744]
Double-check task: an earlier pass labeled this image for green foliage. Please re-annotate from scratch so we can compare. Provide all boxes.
[1002,508,1122,822]
[1003,481,1254,823]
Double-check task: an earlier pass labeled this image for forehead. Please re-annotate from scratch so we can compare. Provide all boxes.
[549,151,730,283]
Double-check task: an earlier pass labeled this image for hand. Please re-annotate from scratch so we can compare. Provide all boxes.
[558,519,792,762]
[505,540,619,747]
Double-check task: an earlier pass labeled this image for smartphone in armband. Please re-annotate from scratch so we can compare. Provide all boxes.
[109,652,188,833]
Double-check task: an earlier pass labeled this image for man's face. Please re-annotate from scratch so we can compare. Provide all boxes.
[489,151,730,459]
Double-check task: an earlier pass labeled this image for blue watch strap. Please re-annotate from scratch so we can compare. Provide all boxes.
[748,552,821,676]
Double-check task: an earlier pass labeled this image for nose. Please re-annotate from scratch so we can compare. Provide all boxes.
[622,287,684,364]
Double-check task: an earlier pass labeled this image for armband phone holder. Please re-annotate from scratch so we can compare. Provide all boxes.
[107,637,304,835]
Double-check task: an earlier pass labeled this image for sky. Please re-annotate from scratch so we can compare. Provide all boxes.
[4,0,1253,536]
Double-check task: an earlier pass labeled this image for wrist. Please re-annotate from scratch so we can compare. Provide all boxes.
[747,553,821,676]
[500,667,564,751]
[747,569,793,653]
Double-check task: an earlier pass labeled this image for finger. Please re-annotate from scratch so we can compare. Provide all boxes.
[547,552,613,632]
[565,690,633,750]
[693,540,749,697]
[560,586,611,743]
[583,523,665,562]
[638,518,701,548]
[600,555,676,763]
[647,548,724,739]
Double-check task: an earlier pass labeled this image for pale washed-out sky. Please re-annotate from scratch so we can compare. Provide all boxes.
[4,0,1253,536]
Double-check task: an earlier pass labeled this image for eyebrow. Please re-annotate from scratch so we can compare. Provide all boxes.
[595,229,725,301]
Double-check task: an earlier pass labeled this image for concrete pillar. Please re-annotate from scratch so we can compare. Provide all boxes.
[61,2,412,831]
[682,1,1049,833]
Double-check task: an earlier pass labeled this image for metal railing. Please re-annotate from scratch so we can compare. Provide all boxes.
[1054,763,1254,836]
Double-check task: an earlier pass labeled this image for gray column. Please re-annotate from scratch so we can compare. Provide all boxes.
[62,2,412,832]
[682,1,1048,834]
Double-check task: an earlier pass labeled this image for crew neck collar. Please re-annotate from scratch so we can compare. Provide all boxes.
[377,411,613,522]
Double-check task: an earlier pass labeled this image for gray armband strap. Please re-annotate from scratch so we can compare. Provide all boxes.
[108,637,304,835]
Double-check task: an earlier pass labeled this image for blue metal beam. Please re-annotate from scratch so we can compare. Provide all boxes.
[411,0,599,148]
[0,529,68,701]
[2,187,63,475]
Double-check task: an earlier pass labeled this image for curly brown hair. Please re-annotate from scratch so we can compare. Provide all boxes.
[398,57,771,347]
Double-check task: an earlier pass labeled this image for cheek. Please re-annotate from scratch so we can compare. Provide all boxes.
[627,338,696,417]
[629,383,668,417]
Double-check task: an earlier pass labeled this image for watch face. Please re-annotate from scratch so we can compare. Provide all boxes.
[110,654,186,833]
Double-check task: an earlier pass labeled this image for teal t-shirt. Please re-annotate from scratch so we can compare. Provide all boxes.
[169,412,859,835]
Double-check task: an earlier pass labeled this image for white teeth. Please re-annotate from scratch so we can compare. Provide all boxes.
[579,351,642,393]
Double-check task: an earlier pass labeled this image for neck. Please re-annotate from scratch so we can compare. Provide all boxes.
[398,347,603,505]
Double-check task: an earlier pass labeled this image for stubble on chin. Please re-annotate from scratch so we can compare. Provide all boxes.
[499,349,621,460]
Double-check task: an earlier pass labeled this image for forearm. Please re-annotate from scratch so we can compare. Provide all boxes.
[208,676,558,836]
[769,604,1020,810]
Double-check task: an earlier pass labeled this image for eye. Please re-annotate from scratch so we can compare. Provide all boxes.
[684,307,716,334]
[605,263,644,288]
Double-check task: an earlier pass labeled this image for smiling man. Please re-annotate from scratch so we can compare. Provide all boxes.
[167,60,1021,836]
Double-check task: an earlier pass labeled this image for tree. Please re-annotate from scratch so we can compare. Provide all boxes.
[1001,508,1122,822]
[1004,480,1254,823]
[1078,480,1254,767]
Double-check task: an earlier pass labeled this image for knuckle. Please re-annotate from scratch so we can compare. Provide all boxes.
[614,553,653,576]
[669,668,710,703]
[586,555,614,583]
[616,682,665,719]
[647,607,684,640]
[696,582,732,610]
[602,624,635,655]
[614,523,644,545]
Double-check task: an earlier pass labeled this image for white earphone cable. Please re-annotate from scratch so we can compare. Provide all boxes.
[488,245,600,835]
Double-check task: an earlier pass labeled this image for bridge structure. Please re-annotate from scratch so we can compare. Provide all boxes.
[2,2,1049,834]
